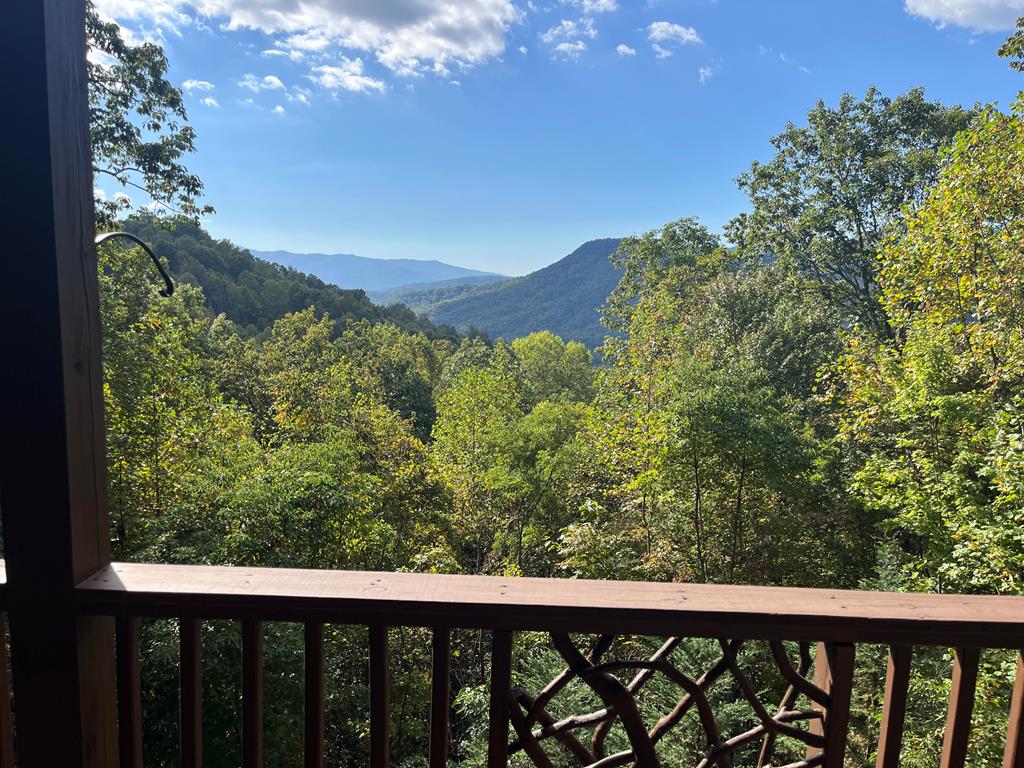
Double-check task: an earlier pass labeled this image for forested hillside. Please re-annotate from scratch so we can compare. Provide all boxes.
[427,238,622,347]
[368,273,508,308]
[123,218,460,340]
[88,3,1024,766]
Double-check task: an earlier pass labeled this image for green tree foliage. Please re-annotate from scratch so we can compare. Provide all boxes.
[570,221,869,586]
[831,97,1024,768]
[835,101,1024,596]
[87,2,211,225]
[728,88,976,336]
[512,331,594,408]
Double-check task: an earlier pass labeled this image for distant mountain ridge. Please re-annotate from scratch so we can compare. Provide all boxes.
[422,238,622,348]
[252,249,502,293]
[124,220,460,341]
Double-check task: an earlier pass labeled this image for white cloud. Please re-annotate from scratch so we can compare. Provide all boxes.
[698,65,713,84]
[272,105,285,114]
[262,48,305,61]
[94,0,521,79]
[240,73,285,91]
[904,0,1024,31]
[542,18,597,43]
[648,21,702,45]
[312,58,387,93]
[562,0,618,12]
[285,87,312,104]
[553,40,587,60]
[616,43,636,56]
[182,78,215,91]
[200,96,220,106]
[518,45,529,54]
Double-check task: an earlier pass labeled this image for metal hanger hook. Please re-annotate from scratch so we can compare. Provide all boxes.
[95,231,175,297]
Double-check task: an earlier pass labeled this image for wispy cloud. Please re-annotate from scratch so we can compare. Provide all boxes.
[562,0,619,12]
[616,43,636,56]
[240,73,285,91]
[698,65,714,84]
[542,18,597,44]
[904,0,1024,31]
[200,96,219,107]
[182,78,214,92]
[553,40,587,60]
[647,21,701,58]
[312,58,387,94]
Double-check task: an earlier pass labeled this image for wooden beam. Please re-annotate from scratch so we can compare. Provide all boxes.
[116,616,143,768]
[77,562,1024,648]
[940,647,980,768]
[488,631,513,768]
[180,618,203,768]
[807,642,856,768]
[875,645,912,768]
[429,628,450,768]
[369,625,389,768]
[304,623,324,768]
[1003,651,1024,768]
[242,620,264,768]
[0,2,117,767]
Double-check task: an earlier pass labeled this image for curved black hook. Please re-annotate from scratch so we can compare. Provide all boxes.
[95,231,175,297]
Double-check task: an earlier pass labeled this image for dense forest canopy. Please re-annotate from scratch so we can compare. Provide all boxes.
[87,3,1024,765]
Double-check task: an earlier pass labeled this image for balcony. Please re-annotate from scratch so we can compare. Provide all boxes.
[2,3,1024,768]
[0,560,1022,767]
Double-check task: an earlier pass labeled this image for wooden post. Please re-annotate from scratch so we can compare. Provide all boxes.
[488,631,513,768]
[940,647,980,768]
[369,625,390,768]
[0,2,119,767]
[429,628,451,768]
[1005,651,1024,768]
[807,642,856,768]
[876,645,912,768]
[180,618,203,768]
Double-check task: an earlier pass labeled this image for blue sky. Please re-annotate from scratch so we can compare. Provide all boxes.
[96,0,1024,275]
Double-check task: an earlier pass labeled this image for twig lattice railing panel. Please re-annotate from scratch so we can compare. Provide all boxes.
[508,634,849,768]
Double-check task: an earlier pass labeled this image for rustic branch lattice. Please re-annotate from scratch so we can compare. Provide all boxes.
[508,634,835,768]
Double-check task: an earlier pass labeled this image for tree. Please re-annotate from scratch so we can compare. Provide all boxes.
[431,361,523,573]
[87,2,212,225]
[728,88,976,337]
[835,100,1024,596]
[512,331,594,408]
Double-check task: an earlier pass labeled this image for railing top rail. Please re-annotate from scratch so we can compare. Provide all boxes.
[73,562,1024,648]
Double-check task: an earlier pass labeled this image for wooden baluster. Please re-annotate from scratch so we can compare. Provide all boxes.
[305,623,325,768]
[429,627,451,768]
[940,647,980,768]
[180,617,203,768]
[243,620,264,768]
[488,631,513,768]
[807,642,856,768]
[369,625,389,768]
[116,616,143,768]
[1003,651,1024,768]
[876,645,912,768]
[0,613,14,768]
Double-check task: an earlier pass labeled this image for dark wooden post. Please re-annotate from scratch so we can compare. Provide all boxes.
[0,2,119,766]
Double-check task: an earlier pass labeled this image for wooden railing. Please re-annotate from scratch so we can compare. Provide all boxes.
[0,562,1023,767]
